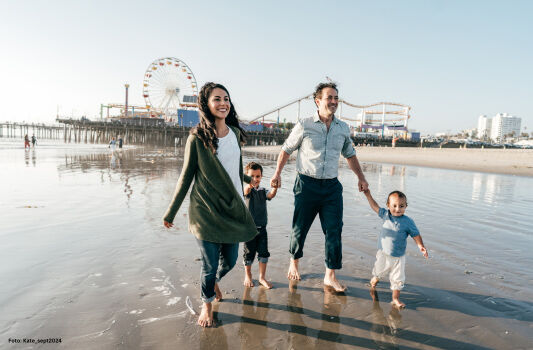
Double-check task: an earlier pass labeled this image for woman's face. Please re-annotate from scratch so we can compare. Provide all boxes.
[207,88,231,120]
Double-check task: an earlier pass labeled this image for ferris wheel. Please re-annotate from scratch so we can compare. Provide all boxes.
[143,57,198,119]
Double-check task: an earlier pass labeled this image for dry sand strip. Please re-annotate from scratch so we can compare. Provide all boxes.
[242,145,533,177]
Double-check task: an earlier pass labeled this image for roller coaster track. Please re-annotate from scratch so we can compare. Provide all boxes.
[246,94,411,128]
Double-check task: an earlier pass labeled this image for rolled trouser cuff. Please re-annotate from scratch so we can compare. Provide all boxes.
[201,294,216,303]
[325,261,342,270]
[390,281,405,291]
[257,257,269,264]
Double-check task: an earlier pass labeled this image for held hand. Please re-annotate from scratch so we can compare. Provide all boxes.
[419,246,428,259]
[163,220,174,229]
[358,178,369,192]
[270,174,281,188]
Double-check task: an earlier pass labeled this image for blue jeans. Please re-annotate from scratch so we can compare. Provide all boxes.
[243,226,270,266]
[195,239,239,303]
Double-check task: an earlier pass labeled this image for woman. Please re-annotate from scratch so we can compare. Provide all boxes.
[163,82,257,327]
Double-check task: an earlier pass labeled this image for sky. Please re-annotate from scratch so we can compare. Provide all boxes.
[1,0,532,134]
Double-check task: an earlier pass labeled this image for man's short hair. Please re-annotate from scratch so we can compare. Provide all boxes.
[313,82,338,100]
[245,161,263,174]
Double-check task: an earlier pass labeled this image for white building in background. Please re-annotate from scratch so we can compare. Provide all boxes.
[477,115,491,139]
[490,113,521,143]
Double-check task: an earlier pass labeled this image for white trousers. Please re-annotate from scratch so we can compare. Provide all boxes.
[372,250,406,290]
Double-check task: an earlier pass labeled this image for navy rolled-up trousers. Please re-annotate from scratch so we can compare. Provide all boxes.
[289,173,343,269]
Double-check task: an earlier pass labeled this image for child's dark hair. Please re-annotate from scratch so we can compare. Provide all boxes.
[387,190,408,205]
[245,161,263,174]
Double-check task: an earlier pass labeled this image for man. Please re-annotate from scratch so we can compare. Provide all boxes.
[270,82,368,292]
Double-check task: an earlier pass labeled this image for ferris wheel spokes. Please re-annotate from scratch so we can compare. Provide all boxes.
[142,57,198,121]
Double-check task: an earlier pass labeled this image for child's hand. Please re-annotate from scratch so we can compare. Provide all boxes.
[363,188,370,195]
[419,245,428,259]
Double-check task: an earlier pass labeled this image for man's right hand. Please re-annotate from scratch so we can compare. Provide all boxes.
[163,220,173,228]
[270,173,281,188]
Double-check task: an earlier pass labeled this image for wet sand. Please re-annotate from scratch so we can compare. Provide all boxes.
[1,142,533,349]
[243,145,533,177]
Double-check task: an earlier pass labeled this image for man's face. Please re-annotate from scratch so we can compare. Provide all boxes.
[246,168,262,188]
[315,87,338,116]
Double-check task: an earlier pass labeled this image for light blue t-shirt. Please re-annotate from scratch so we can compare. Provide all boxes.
[281,112,356,179]
[377,208,420,257]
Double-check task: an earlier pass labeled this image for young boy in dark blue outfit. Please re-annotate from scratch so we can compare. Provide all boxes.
[243,162,277,288]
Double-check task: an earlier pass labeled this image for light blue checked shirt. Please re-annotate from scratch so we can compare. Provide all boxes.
[282,112,356,179]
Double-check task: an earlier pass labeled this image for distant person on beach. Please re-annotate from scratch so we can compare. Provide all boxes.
[31,135,37,147]
[363,189,428,308]
[243,161,278,289]
[108,137,116,151]
[118,135,123,149]
[163,82,257,327]
[270,82,369,292]
[24,134,30,149]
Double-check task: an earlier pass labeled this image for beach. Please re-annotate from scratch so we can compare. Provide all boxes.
[1,141,533,349]
[243,145,533,177]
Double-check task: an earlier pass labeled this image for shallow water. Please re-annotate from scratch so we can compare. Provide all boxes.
[1,142,532,349]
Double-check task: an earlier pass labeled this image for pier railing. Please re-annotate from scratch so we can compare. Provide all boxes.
[0,119,290,147]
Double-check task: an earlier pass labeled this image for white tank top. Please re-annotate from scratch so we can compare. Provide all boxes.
[216,128,244,202]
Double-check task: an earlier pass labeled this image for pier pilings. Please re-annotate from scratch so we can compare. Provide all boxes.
[0,119,289,147]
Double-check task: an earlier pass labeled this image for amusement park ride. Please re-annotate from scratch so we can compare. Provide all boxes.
[101,57,199,124]
[250,96,412,138]
[102,58,413,137]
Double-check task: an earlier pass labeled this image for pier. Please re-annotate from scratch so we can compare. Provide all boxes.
[0,122,63,140]
[0,120,290,147]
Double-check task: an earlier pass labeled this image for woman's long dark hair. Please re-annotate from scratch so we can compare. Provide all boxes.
[191,82,246,153]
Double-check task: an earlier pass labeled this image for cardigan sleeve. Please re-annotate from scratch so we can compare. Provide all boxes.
[163,134,198,223]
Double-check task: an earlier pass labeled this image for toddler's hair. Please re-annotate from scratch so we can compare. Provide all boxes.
[387,190,407,205]
[245,161,263,174]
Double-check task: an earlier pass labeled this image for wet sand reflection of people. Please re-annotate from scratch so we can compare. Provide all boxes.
[287,280,313,348]
[110,150,122,169]
[199,307,229,350]
[370,289,402,350]
[315,286,346,348]
[239,287,269,348]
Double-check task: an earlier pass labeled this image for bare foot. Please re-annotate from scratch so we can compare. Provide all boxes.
[391,299,405,309]
[287,259,301,280]
[323,277,347,292]
[214,283,222,302]
[197,302,214,327]
[370,277,379,289]
[258,277,272,289]
[243,275,254,287]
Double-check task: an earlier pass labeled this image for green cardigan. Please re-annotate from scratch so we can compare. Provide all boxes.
[163,126,257,243]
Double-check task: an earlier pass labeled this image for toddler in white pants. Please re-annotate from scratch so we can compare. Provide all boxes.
[363,189,428,308]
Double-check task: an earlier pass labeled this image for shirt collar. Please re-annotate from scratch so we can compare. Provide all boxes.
[314,111,339,124]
